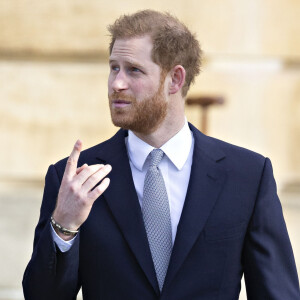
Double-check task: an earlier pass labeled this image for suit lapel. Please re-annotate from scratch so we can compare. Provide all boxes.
[96,130,160,295]
[94,125,226,294]
[163,124,227,290]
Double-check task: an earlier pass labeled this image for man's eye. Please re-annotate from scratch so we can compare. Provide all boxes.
[111,65,119,71]
[131,67,141,73]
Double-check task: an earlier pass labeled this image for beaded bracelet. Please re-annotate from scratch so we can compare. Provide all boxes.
[50,216,79,236]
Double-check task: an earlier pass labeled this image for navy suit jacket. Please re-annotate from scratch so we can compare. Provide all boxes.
[23,124,300,299]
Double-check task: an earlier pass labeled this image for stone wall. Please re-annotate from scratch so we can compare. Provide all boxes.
[0,0,299,184]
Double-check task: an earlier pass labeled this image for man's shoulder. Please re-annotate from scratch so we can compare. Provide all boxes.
[208,135,265,160]
[190,123,265,164]
[202,134,268,177]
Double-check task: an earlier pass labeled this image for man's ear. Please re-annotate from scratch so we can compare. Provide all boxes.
[169,65,186,95]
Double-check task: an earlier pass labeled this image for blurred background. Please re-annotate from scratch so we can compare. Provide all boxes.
[0,1,299,299]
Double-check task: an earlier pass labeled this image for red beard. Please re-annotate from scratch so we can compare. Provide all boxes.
[108,77,167,135]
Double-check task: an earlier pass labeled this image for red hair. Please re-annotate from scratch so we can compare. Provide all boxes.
[108,10,202,97]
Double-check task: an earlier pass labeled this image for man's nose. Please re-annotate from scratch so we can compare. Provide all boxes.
[111,71,129,92]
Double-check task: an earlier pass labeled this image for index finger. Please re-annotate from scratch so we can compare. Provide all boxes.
[65,139,82,178]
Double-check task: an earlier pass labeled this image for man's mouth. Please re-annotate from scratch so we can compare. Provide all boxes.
[112,100,131,108]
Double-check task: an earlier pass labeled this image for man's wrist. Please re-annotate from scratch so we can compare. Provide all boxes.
[50,223,77,249]
[50,216,79,241]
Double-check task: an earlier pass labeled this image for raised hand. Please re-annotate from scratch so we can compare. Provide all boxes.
[52,140,111,240]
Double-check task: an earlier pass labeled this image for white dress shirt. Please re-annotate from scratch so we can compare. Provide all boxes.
[52,119,194,251]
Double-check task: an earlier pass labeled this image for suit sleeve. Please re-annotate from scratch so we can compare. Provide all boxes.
[22,164,81,300]
[243,158,300,299]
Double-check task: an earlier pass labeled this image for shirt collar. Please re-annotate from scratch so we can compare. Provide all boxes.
[127,119,193,171]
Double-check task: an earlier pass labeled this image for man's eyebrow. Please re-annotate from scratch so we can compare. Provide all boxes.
[127,61,144,70]
[109,59,144,70]
[109,59,116,64]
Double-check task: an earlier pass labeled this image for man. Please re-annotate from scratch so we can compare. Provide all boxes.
[23,10,300,300]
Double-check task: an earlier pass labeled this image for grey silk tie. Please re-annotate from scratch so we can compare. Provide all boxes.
[142,149,172,291]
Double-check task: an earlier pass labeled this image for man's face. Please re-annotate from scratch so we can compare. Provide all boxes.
[108,35,168,134]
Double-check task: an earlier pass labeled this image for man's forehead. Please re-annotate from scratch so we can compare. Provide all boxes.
[110,35,153,59]
[113,35,153,46]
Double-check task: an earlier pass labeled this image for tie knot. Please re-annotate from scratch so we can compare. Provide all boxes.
[149,149,164,167]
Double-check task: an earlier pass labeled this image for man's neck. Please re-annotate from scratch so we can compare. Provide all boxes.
[133,115,186,148]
